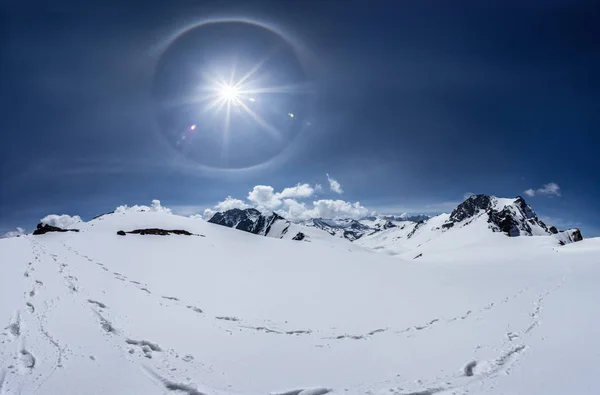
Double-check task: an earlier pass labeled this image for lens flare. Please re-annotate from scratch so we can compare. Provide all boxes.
[152,18,314,172]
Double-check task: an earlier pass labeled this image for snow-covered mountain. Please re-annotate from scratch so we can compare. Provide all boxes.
[303,218,373,241]
[442,195,556,236]
[0,198,597,395]
[206,209,376,241]
[207,195,582,253]
[356,194,583,260]
[206,207,369,246]
[208,208,287,237]
[206,210,430,242]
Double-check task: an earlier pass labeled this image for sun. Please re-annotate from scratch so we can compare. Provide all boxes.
[197,61,309,145]
[218,84,240,102]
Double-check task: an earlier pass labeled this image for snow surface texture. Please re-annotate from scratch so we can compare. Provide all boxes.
[0,206,599,394]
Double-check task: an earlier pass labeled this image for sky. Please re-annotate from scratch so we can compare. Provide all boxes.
[1,0,599,236]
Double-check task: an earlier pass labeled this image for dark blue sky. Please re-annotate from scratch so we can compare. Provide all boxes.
[1,0,599,236]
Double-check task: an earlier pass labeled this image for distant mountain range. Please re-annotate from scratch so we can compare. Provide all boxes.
[207,208,429,242]
[207,194,583,257]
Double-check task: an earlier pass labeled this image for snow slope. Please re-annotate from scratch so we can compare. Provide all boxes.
[1,208,599,395]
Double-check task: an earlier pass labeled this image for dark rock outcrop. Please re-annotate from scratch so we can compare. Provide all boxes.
[32,223,80,235]
[342,230,361,241]
[407,221,424,239]
[208,208,288,237]
[381,214,430,223]
[292,232,306,241]
[448,195,493,223]
[310,218,370,241]
[126,228,194,236]
[442,195,492,229]
[383,221,397,230]
[555,228,584,245]
[488,209,523,237]
[117,230,126,236]
[571,229,584,242]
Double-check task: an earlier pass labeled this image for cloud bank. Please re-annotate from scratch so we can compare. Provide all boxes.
[115,199,172,214]
[524,182,561,197]
[40,214,83,228]
[203,178,368,221]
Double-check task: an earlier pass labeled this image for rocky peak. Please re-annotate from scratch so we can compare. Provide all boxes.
[208,208,286,237]
[442,194,583,242]
[513,196,537,220]
[448,194,493,223]
[486,197,546,237]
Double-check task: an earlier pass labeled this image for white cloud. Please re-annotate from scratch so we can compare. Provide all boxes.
[206,181,367,221]
[278,199,369,221]
[539,183,561,196]
[310,199,368,219]
[151,199,172,213]
[524,182,561,197]
[114,199,172,214]
[40,214,83,229]
[314,184,323,193]
[206,184,318,220]
[280,199,311,221]
[189,214,203,219]
[326,174,343,194]
[1,227,25,238]
[275,183,314,199]
[214,196,250,211]
[247,185,282,211]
